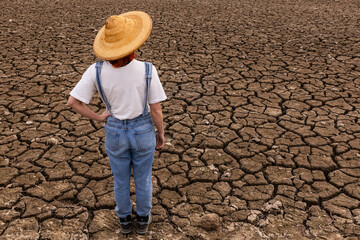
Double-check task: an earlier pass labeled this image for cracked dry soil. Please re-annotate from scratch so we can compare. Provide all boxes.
[1,0,360,239]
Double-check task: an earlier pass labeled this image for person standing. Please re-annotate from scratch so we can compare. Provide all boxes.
[67,11,166,235]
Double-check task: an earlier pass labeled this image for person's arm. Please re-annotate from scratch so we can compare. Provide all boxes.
[67,96,110,122]
[150,102,165,149]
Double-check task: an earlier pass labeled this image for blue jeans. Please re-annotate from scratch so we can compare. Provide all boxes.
[104,114,156,218]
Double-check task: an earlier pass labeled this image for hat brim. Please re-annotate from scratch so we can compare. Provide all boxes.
[93,11,152,61]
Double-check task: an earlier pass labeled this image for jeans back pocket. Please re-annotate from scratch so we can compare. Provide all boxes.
[133,125,156,151]
[104,125,121,152]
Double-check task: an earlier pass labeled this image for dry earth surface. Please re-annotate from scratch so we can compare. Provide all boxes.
[1,0,360,239]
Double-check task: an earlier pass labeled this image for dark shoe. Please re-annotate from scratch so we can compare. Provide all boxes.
[136,214,151,235]
[119,215,132,234]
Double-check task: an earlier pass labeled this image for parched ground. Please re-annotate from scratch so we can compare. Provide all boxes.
[1,0,360,239]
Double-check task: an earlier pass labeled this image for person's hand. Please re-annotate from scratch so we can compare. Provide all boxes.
[97,109,111,122]
[155,132,165,149]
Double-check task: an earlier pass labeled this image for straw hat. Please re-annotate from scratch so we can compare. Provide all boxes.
[93,11,152,60]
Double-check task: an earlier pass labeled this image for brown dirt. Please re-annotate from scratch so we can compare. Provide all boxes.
[1,0,360,239]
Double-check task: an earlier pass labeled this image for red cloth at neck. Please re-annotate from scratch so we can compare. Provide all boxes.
[110,52,135,68]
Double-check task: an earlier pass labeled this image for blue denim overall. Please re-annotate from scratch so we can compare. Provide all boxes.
[95,61,156,218]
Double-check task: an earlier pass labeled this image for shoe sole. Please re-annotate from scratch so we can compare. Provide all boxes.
[136,215,151,234]
[120,224,132,234]
[136,228,148,235]
[121,228,132,234]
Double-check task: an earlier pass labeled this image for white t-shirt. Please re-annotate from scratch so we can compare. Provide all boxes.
[70,60,167,120]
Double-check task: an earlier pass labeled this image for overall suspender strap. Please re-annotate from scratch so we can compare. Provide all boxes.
[95,61,112,115]
[143,62,152,116]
